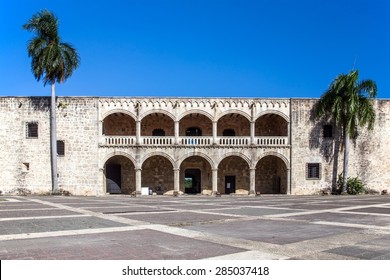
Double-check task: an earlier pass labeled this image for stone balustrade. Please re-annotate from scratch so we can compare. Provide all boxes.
[102,135,289,146]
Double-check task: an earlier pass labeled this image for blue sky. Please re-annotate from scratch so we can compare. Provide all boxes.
[0,0,389,98]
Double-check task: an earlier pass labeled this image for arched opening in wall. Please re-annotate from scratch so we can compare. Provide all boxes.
[218,156,249,194]
[218,114,250,136]
[103,113,136,135]
[186,127,202,136]
[104,155,135,194]
[142,156,174,194]
[180,156,212,194]
[255,114,288,136]
[255,155,287,194]
[141,113,174,136]
[179,114,212,136]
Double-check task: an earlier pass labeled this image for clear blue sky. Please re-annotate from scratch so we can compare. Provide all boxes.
[0,0,389,98]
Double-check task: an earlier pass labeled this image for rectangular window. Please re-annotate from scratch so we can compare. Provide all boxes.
[57,140,65,156]
[307,163,321,179]
[323,125,333,138]
[26,122,38,138]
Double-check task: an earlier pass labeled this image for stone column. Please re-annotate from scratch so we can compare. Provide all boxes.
[173,168,180,192]
[287,121,291,145]
[98,120,104,145]
[212,168,218,194]
[135,168,142,195]
[136,120,141,145]
[174,121,179,145]
[250,121,255,145]
[249,168,256,195]
[287,168,291,195]
[212,121,218,145]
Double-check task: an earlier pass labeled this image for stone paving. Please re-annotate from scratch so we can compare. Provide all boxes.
[0,195,389,260]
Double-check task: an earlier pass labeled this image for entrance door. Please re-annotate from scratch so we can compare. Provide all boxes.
[106,164,121,193]
[184,169,201,194]
[225,176,236,194]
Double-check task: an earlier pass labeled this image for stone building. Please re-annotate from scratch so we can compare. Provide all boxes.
[0,96,389,196]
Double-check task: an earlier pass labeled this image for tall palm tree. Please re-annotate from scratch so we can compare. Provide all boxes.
[316,70,377,192]
[23,10,80,193]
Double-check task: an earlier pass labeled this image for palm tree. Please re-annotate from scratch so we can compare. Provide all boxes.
[316,70,377,193]
[23,10,80,193]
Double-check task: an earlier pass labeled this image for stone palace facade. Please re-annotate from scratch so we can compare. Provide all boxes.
[1,97,389,196]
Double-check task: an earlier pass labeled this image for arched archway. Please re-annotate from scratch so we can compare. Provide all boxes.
[104,155,135,194]
[141,155,174,194]
[217,113,250,136]
[255,155,288,194]
[180,156,212,194]
[218,156,250,194]
[103,113,136,136]
[141,113,174,136]
[179,113,212,136]
[255,113,288,136]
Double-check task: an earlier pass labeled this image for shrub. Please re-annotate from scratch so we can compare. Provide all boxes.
[336,174,366,195]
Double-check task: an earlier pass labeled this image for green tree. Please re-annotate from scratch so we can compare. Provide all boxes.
[316,70,377,193]
[23,10,80,193]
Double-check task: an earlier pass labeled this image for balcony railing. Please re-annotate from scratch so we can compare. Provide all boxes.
[180,137,212,145]
[256,136,288,146]
[218,137,250,146]
[101,136,288,147]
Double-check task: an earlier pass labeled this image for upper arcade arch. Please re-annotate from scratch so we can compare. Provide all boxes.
[215,110,251,122]
[217,113,250,137]
[101,109,137,121]
[255,113,288,136]
[178,109,213,122]
[139,109,176,122]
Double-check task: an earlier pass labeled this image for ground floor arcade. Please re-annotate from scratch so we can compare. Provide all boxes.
[103,153,290,195]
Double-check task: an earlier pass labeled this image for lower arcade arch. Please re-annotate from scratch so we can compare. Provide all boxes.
[218,156,250,194]
[255,155,288,194]
[104,155,135,194]
[142,155,174,194]
[180,156,212,194]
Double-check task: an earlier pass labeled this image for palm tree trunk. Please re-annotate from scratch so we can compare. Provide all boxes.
[50,83,59,193]
[343,129,349,193]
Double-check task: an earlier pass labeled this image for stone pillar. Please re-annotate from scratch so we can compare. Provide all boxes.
[98,120,104,145]
[212,168,218,194]
[249,168,256,195]
[250,121,255,145]
[287,121,291,145]
[287,168,291,195]
[174,121,179,145]
[173,168,180,192]
[212,121,218,145]
[136,120,141,145]
[135,168,142,195]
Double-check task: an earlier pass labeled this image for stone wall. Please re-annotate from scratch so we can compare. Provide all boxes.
[290,98,390,194]
[0,97,100,195]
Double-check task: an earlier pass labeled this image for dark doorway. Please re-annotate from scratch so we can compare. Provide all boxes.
[186,127,202,136]
[184,169,201,194]
[106,164,121,193]
[225,176,236,194]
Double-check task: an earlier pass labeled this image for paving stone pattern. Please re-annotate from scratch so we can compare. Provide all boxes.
[0,195,390,260]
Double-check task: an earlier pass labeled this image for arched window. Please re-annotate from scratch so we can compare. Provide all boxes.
[186,127,202,136]
[152,128,165,136]
[223,129,236,136]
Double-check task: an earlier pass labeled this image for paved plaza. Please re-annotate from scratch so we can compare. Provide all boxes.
[0,194,390,260]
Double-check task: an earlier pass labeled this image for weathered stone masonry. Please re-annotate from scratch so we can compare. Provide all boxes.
[1,96,389,196]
